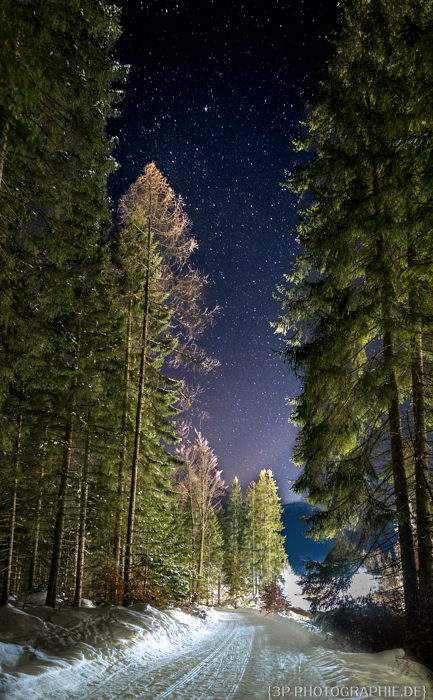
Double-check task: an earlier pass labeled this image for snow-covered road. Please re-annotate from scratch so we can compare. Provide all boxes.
[2,609,431,700]
[81,614,253,700]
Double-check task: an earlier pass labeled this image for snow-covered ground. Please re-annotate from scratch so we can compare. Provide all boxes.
[0,593,431,700]
[0,597,220,699]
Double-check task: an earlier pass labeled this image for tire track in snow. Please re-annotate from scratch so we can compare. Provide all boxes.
[142,624,240,700]
[75,617,240,700]
[215,625,254,700]
[145,623,254,700]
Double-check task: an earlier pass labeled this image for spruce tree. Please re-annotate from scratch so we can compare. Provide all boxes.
[222,477,248,605]
[243,471,287,591]
[255,470,287,584]
[0,0,126,608]
[276,0,433,616]
[243,481,259,594]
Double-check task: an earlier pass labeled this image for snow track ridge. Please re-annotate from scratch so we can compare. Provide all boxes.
[149,623,240,700]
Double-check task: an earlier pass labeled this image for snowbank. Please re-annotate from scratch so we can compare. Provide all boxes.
[0,601,219,697]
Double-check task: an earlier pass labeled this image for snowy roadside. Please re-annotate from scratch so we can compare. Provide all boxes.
[0,596,221,698]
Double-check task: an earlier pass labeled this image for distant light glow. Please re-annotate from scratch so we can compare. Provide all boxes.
[347,569,379,598]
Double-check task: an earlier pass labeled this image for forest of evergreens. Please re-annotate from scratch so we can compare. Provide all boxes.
[275,0,433,666]
[2,0,433,672]
[0,0,288,611]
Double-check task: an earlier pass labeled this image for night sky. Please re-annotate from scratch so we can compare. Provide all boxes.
[108,0,339,503]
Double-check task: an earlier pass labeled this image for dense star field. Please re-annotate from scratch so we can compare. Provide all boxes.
[108,0,339,501]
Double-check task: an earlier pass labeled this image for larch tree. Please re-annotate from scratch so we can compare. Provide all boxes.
[117,163,218,605]
[175,431,225,600]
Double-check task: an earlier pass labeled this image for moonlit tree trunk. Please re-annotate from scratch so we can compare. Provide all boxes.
[383,330,418,617]
[73,424,91,608]
[407,242,433,607]
[411,327,433,605]
[113,296,132,570]
[143,530,150,599]
[189,468,196,577]
[198,522,206,581]
[252,526,256,596]
[1,391,23,606]
[251,485,256,595]
[123,219,151,607]
[46,414,74,608]
[28,467,44,593]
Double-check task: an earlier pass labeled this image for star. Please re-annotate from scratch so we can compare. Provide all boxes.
[109,0,338,503]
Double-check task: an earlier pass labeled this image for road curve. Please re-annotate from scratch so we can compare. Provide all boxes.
[87,609,430,700]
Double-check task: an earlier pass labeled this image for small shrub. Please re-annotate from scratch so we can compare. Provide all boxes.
[101,558,124,605]
[260,581,291,616]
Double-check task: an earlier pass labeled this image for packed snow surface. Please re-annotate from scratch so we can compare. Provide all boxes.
[0,603,430,700]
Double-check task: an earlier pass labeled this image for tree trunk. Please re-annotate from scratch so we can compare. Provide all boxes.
[28,468,44,592]
[120,544,124,580]
[196,466,207,598]
[0,121,9,192]
[46,414,74,608]
[123,218,151,606]
[13,555,21,599]
[1,395,23,606]
[113,296,132,569]
[73,530,79,591]
[73,424,90,608]
[144,530,150,599]
[198,522,205,580]
[374,170,418,617]
[407,243,433,607]
[384,330,418,617]
[411,327,433,605]
[252,484,256,595]
[189,469,196,581]
[252,524,256,596]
